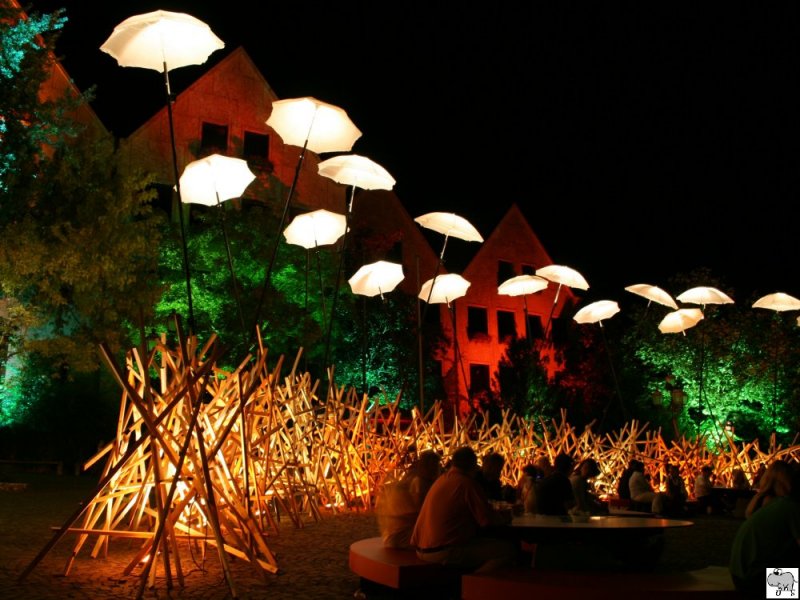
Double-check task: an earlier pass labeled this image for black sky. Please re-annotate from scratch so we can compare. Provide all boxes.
[27,1,800,303]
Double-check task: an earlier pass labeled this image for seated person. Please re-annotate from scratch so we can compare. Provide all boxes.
[536,452,576,515]
[570,458,606,514]
[376,450,441,548]
[628,459,666,514]
[411,446,517,573]
[729,463,800,596]
[517,464,539,514]
[663,463,689,517]
[731,468,750,491]
[745,460,793,519]
[475,452,507,502]
[694,464,723,514]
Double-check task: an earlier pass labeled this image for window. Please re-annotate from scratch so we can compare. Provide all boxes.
[469,364,491,395]
[243,131,271,169]
[385,239,403,263]
[497,310,516,342]
[526,314,544,339]
[521,264,535,275]
[467,306,488,339]
[200,122,228,155]
[497,260,515,286]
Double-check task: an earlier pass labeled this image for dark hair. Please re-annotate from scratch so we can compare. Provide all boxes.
[553,452,574,474]
[451,446,478,471]
[482,452,505,469]
[580,458,600,478]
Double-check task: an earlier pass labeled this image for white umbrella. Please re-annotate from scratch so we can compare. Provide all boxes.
[414,212,484,247]
[498,275,549,342]
[536,264,589,340]
[676,286,734,307]
[573,300,620,326]
[267,97,362,154]
[100,11,225,331]
[418,274,471,306]
[178,154,255,206]
[624,284,679,310]
[348,261,404,300]
[318,154,395,195]
[283,209,347,249]
[752,292,800,312]
[658,308,704,335]
[178,155,255,338]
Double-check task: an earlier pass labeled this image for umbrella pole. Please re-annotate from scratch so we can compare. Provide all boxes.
[416,256,425,412]
[420,236,449,324]
[449,301,469,415]
[216,194,248,344]
[322,186,355,372]
[543,283,562,340]
[163,63,195,332]
[361,295,367,395]
[597,322,628,430]
[314,246,328,336]
[250,140,309,344]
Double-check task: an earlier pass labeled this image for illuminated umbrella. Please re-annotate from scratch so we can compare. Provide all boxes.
[318,154,395,367]
[624,283,678,310]
[100,11,224,71]
[752,292,800,312]
[267,97,362,154]
[283,209,347,249]
[573,300,620,326]
[753,292,800,429]
[676,286,734,307]
[498,275,549,297]
[418,274,471,306]
[658,308,704,335]
[348,261,404,300]
[254,97,361,339]
[414,212,484,249]
[536,264,589,339]
[573,300,627,424]
[179,155,255,339]
[179,154,255,206]
[101,11,225,331]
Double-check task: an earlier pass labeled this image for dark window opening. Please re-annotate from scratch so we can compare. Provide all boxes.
[467,306,489,340]
[469,364,491,395]
[243,131,271,170]
[386,239,403,263]
[521,264,535,275]
[497,310,516,342]
[200,122,228,155]
[550,317,568,344]
[526,314,544,339]
[498,260,516,286]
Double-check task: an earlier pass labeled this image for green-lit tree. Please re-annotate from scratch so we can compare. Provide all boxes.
[0,4,164,432]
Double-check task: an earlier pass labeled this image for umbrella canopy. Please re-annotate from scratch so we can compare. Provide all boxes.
[535,264,590,291]
[752,292,800,312]
[624,283,678,310]
[267,97,362,154]
[348,261,404,299]
[318,154,396,191]
[498,275,549,297]
[418,274,471,305]
[677,286,734,306]
[283,209,347,249]
[658,308,704,334]
[100,10,224,72]
[178,154,255,206]
[414,212,483,243]
[574,300,620,325]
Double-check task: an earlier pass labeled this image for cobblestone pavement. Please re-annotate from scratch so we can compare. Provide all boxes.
[0,473,743,600]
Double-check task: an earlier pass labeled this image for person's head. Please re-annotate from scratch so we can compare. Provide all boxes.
[731,468,747,486]
[416,450,442,480]
[535,456,553,477]
[629,459,644,473]
[481,452,505,481]
[522,464,537,478]
[450,446,478,473]
[553,452,574,475]
[578,458,600,479]
[701,465,713,476]
[761,460,794,497]
[667,464,680,477]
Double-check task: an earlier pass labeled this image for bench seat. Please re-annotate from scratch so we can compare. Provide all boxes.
[349,537,457,589]
[461,565,742,599]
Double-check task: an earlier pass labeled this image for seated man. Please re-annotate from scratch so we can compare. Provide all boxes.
[628,459,666,514]
[411,446,517,573]
[536,452,576,515]
[570,458,606,514]
[475,451,515,503]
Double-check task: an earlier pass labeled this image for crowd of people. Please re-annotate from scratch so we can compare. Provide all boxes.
[374,446,800,593]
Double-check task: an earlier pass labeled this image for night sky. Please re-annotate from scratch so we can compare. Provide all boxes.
[27,1,800,304]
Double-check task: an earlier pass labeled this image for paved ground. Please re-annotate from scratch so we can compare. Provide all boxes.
[0,472,743,599]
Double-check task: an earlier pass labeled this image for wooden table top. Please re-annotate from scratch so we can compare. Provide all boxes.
[510,514,694,530]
